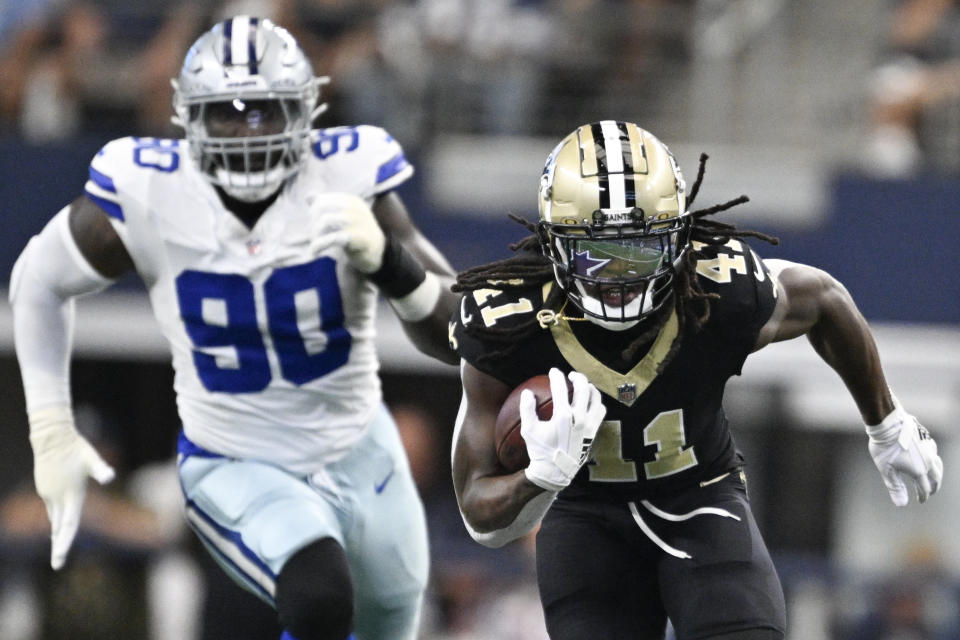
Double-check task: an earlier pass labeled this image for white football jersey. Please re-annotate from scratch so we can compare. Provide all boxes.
[83,126,414,473]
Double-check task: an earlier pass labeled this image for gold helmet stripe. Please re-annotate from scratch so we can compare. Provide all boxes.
[625,124,648,175]
[577,124,613,210]
[578,125,599,177]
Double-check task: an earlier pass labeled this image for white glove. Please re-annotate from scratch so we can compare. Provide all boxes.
[522,368,606,492]
[28,406,115,569]
[308,193,385,273]
[866,401,943,506]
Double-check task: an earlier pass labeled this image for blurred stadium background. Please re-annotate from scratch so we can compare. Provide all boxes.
[0,0,959,638]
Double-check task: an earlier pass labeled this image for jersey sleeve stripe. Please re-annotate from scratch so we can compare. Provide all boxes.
[374,152,413,193]
[84,187,125,221]
[85,166,125,220]
[89,165,117,193]
[86,192,125,221]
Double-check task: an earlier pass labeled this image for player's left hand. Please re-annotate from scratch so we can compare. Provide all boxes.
[308,193,385,273]
[866,404,943,506]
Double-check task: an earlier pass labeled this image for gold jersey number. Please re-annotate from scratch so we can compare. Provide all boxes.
[588,410,698,482]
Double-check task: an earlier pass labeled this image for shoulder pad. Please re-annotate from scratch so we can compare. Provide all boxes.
[459,280,549,332]
[85,137,183,222]
[308,125,413,196]
[86,137,137,222]
[691,239,767,292]
[451,279,552,359]
[690,238,778,344]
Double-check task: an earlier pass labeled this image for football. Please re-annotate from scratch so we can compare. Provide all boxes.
[493,374,571,472]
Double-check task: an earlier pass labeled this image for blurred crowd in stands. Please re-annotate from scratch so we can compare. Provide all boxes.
[0,0,693,148]
[864,0,960,177]
[2,0,959,175]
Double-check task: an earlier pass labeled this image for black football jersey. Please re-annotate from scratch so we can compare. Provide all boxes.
[452,239,779,500]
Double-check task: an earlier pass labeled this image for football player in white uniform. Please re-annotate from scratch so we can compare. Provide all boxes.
[10,16,457,640]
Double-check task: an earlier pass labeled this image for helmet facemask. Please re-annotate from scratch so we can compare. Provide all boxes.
[179,94,315,202]
[541,211,689,329]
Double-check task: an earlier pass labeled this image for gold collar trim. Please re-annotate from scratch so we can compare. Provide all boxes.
[549,309,679,406]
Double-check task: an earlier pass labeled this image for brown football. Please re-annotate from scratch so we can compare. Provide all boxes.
[493,374,571,472]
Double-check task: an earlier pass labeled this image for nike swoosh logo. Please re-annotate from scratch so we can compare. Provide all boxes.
[375,470,394,494]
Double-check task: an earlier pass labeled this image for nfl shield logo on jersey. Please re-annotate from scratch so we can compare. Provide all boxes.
[617,383,637,404]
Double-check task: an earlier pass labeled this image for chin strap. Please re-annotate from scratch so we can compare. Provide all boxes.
[536,304,639,331]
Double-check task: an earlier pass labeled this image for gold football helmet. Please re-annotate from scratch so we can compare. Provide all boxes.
[538,121,689,328]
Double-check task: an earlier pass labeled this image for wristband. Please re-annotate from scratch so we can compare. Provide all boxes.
[388,272,441,322]
[367,236,427,299]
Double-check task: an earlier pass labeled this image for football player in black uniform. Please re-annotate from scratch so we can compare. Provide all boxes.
[448,121,944,640]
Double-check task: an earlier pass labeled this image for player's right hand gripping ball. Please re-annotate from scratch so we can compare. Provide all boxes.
[495,374,569,472]
[519,368,606,492]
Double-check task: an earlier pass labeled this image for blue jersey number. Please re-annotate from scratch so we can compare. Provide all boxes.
[132,138,180,173]
[175,257,351,393]
[311,128,360,159]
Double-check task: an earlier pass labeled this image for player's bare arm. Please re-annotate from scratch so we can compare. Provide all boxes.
[754,259,892,423]
[453,364,604,547]
[453,363,545,533]
[373,191,455,278]
[67,194,135,279]
[373,192,459,365]
[756,259,941,505]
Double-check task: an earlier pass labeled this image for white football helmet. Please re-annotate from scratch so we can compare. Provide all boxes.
[172,16,328,202]
[538,121,689,330]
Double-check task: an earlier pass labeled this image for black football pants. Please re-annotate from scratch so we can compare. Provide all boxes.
[536,474,786,640]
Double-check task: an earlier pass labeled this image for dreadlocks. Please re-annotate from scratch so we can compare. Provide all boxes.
[679,153,780,332]
[453,153,780,365]
[452,216,560,357]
